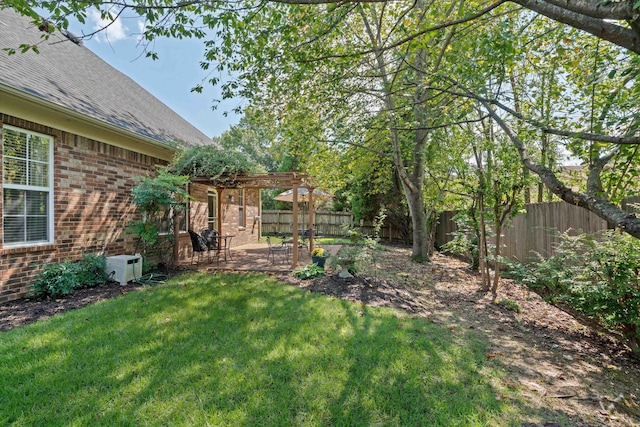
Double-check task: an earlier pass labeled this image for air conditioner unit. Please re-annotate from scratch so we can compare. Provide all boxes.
[105,255,142,286]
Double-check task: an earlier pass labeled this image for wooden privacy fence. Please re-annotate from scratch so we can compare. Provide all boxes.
[267,197,640,258]
[435,201,616,263]
[261,210,353,236]
[261,210,405,241]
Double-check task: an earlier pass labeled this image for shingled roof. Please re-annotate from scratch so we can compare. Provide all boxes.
[0,8,211,148]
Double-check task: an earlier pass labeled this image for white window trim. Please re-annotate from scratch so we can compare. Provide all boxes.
[208,189,218,231]
[2,125,54,248]
[156,205,189,236]
[156,183,190,236]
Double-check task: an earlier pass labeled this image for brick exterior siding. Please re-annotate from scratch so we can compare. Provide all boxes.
[0,116,262,303]
[0,115,167,302]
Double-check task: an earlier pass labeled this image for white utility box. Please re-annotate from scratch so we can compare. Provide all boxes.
[106,255,142,286]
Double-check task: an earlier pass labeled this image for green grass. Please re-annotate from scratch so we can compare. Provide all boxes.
[315,237,351,244]
[1,272,531,426]
[261,235,350,245]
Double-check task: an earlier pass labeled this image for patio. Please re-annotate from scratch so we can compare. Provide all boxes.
[181,241,343,273]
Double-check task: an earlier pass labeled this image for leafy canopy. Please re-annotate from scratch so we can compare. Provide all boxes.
[131,170,191,215]
[169,145,263,181]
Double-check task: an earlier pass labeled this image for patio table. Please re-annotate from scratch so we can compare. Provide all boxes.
[217,235,235,262]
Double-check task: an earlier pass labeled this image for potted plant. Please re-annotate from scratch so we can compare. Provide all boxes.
[310,247,329,268]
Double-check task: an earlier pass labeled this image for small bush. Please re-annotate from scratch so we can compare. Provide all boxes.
[74,254,109,288]
[31,262,78,297]
[496,298,522,313]
[507,230,640,354]
[31,254,108,297]
[293,264,325,280]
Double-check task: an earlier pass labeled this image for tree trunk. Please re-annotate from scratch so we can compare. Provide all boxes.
[511,0,640,55]
[404,182,429,261]
[491,223,502,296]
[360,8,431,262]
[478,193,490,292]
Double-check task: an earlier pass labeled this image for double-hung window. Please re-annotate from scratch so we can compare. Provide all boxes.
[2,126,54,246]
[151,185,189,235]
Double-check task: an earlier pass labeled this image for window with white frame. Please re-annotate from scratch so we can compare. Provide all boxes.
[2,126,54,246]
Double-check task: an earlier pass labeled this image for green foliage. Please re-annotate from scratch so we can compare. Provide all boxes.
[30,254,108,297]
[329,214,386,276]
[496,299,522,313]
[74,254,109,288]
[127,220,161,254]
[131,170,190,215]
[216,106,279,172]
[440,212,479,270]
[30,262,78,297]
[441,232,478,267]
[170,145,261,181]
[329,245,361,274]
[292,263,325,279]
[506,230,640,353]
[128,171,191,266]
[1,272,524,425]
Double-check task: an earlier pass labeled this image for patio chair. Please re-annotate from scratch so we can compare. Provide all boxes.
[188,229,207,264]
[200,229,222,264]
[188,229,215,264]
[266,236,289,264]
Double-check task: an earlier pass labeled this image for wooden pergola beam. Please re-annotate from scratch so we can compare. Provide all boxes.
[190,171,319,268]
[190,172,316,190]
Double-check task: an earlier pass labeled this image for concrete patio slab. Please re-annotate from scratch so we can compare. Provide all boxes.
[180,243,343,273]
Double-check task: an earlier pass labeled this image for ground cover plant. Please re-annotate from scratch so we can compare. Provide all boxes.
[30,253,109,297]
[1,271,528,426]
[506,229,640,354]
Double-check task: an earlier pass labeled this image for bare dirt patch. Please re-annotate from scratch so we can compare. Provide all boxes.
[2,246,638,426]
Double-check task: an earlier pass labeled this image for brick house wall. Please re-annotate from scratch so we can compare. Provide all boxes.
[0,116,263,303]
[0,115,171,302]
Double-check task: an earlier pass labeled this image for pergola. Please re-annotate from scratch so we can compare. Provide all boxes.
[190,172,321,267]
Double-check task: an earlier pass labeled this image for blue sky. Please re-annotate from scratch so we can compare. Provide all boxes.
[68,12,242,139]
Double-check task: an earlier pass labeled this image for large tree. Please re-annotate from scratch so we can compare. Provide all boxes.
[3,0,639,54]
[444,13,640,237]
[5,0,640,243]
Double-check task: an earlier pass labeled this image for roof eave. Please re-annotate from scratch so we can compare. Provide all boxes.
[0,83,178,161]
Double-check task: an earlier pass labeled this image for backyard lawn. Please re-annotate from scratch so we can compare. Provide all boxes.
[0,271,531,426]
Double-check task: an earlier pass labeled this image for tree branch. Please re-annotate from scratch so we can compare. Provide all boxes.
[474,90,640,238]
[512,0,640,54]
[434,85,640,146]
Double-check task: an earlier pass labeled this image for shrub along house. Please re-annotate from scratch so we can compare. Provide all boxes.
[0,8,261,302]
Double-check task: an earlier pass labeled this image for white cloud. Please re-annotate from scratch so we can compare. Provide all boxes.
[136,20,146,44]
[88,9,128,43]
